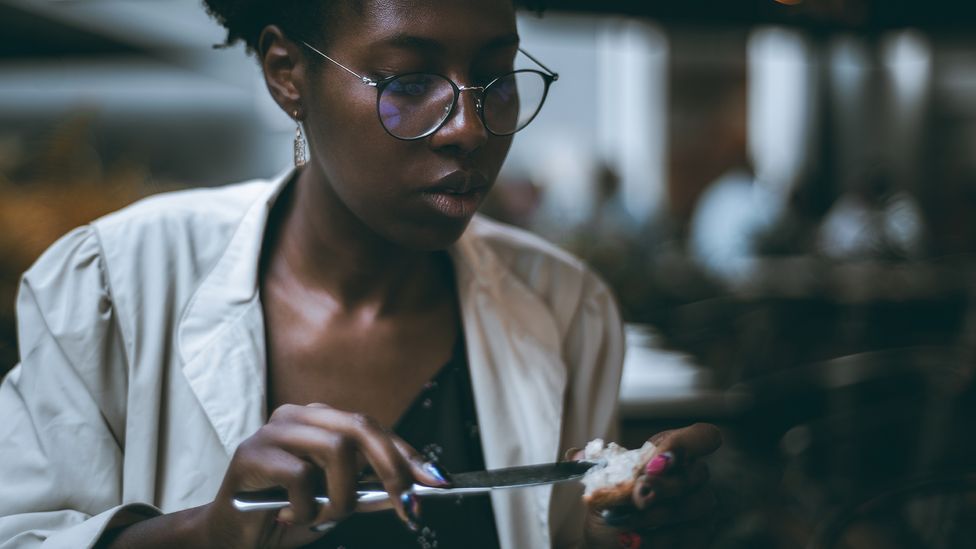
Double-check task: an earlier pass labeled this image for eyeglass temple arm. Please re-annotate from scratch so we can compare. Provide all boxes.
[303,40,557,85]
[301,41,378,86]
[518,48,559,81]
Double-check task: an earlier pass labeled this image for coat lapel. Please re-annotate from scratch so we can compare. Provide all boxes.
[177,171,293,455]
[451,223,570,549]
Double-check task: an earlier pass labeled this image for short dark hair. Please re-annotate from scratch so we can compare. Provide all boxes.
[202,0,546,55]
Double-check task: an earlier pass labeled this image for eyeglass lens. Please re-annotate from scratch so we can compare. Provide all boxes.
[378,71,548,140]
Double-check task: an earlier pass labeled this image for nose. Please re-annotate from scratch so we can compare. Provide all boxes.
[428,87,488,156]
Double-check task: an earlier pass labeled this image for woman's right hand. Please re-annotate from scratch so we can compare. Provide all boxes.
[200,402,450,549]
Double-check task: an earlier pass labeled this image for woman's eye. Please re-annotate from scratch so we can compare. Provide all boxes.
[388,75,432,97]
[404,82,427,96]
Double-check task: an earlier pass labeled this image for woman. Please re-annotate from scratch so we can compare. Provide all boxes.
[0,0,720,547]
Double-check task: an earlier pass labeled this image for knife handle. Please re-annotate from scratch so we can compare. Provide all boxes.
[232,484,485,513]
[233,488,392,513]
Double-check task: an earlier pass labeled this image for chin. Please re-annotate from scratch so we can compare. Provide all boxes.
[386,217,473,252]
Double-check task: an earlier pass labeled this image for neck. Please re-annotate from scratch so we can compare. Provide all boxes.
[264,166,451,315]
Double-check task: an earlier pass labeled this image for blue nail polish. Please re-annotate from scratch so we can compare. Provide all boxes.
[400,491,423,525]
[600,507,632,527]
[423,461,452,486]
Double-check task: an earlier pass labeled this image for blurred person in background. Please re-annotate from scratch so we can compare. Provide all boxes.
[816,165,925,261]
[0,1,720,548]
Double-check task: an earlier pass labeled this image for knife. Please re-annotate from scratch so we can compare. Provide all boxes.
[232,460,602,512]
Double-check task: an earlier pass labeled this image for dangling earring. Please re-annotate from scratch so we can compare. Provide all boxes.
[293,110,307,168]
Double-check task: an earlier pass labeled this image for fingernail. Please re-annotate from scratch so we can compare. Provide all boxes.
[275,508,295,525]
[400,491,423,524]
[618,531,644,549]
[641,489,656,507]
[423,461,452,486]
[600,507,632,527]
[645,452,673,476]
[310,521,337,533]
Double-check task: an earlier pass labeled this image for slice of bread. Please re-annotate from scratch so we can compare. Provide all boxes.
[580,439,658,508]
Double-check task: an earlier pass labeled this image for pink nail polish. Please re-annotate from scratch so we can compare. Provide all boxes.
[645,453,672,476]
[618,531,643,549]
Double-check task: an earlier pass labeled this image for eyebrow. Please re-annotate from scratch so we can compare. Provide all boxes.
[376,32,520,54]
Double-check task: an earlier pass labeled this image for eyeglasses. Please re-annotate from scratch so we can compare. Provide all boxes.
[301,41,558,141]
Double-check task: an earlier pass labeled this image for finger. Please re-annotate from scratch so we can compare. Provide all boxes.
[229,443,322,525]
[258,423,357,522]
[633,460,710,507]
[280,408,412,489]
[302,410,411,489]
[615,531,646,549]
[564,447,584,461]
[649,423,722,463]
[272,406,423,528]
[274,452,323,525]
[631,488,717,530]
[642,451,677,478]
[315,431,359,524]
[390,434,451,487]
[301,409,421,528]
[339,415,419,525]
[608,490,713,530]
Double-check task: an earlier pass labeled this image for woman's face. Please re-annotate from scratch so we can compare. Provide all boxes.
[301,0,519,251]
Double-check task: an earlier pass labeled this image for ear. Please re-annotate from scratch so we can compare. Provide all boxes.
[258,25,307,118]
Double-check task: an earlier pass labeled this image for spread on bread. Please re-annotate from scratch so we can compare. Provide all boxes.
[580,439,658,507]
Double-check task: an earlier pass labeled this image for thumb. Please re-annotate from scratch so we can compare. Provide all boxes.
[651,423,723,463]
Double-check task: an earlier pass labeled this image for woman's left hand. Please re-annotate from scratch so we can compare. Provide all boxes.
[582,423,723,548]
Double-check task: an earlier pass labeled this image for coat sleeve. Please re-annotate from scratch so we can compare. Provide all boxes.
[0,226,160,549]
[550,268,626,548]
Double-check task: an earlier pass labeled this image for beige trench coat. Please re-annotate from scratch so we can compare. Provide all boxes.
[0,169,624,549]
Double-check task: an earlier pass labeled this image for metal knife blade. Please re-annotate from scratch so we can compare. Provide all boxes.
[232,460,601,512]
[446,459,598,489]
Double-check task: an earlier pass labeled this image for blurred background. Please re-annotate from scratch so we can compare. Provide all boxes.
[1,0,975,547]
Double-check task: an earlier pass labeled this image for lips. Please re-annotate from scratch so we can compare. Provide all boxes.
[424,171,490,195]
[420,171,490,219]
